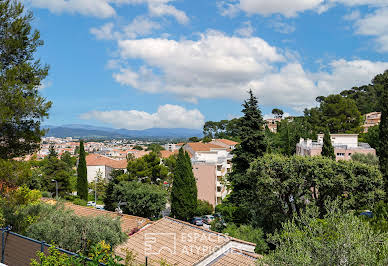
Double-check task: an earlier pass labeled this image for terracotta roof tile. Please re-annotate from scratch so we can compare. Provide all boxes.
[210,249,260,266]
[186,143,225,152]
[215,139,239,146]
[160,150,178,158]
[86,154,127,169]
[114,217,256,265]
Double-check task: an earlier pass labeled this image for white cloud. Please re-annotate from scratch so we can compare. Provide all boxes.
[80,104,205,130]
[218,0,388,17]
[90,22,117,40]
[354,7,388,52]
[24,0,116,18]
[235,21,254,37]
[219,0,325,17]
[123,16,161,38]
[24,0,188,23]
[343,10,361,20]
[111,31,388,111]
[148,3,189,24]
[270,21,296,34]
[90,17,161,40]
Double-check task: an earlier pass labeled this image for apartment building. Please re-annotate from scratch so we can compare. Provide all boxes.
[265,118,281,133]
[296,134,376,161]
[164,143,184,151]
[362,112,381,133]
[183,142,233,207]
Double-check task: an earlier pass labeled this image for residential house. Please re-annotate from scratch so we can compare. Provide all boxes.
[362,112,381,133]
[86,154,127,182]
[115,216,258,266]
[296,134,376,161]
[210,139,238,150]
[265,118,281,133]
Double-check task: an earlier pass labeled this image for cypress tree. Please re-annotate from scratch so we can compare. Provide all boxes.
[171,148,197,221]
[231,89,266,174]
[321,129,336,160]
[228,90,266,224]
[77,141,88,200]
[375,70,388,195]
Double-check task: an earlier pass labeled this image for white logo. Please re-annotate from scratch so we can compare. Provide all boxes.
[144,233,177,255]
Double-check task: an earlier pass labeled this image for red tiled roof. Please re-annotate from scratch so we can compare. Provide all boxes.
[86,154,127,169]
[186,143,225,152]
[215,139,239,146]
[210,249,260,266]
[160,150,178,158]
[115,217,256,265]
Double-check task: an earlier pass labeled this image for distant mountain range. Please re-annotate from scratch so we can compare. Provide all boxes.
[42,124,203,139]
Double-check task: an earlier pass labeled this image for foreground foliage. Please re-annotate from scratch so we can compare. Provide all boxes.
[260,203,388,265]
[25,203,127,253]
[227,154,385,233]
[0,0,52,159]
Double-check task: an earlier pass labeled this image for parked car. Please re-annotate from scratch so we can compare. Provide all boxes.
[87,201,96,207]
[191,217,204,226]
[95,205,105,210]
[202,215,215,224]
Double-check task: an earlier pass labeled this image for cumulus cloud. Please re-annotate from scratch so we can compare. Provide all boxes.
[235,21,254,37]
[23,0,188,23]
[218,0,325,17]
[90,17,161,40]
[110,31,388,111]
[80,104,205,130]
[23,0,116,18]
[354,7,388,52]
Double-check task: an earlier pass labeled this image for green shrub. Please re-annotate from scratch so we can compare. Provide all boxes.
[73,198,87,206]
[41,191,52,198]
[112,181,168,219]
[25,203,127,253]
[260,202,388,265]
[195,200,213,216]
[222,224,268,254]
[351,153,379,166]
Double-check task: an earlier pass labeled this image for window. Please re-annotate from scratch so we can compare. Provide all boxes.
[217,186,222,192]
[217,165,222,171]
[337,153,345,156]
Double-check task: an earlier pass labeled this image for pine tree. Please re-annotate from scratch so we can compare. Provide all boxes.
[171,148,197,221]
[76,141,88,200]
[231,89,266,174]
[227,90,266,224]
[321,129,336,160]
[0,0,52,159]
[375,70,388,195]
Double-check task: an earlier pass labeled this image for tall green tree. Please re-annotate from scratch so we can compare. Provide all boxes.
[0,0,52,159]
[227,90,266,223]
[304,94,362,134]
[375,70,388,195]
[76,141,88,200]
[321,129,336,160]
[230,90,266,174]
[103,169,124,211]
[170,148,197,220]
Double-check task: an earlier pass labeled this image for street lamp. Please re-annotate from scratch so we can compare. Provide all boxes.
[94,175,98,207]
[51,179,58,199]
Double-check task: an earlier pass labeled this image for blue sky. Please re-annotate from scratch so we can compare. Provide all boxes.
[23,0,388,130]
